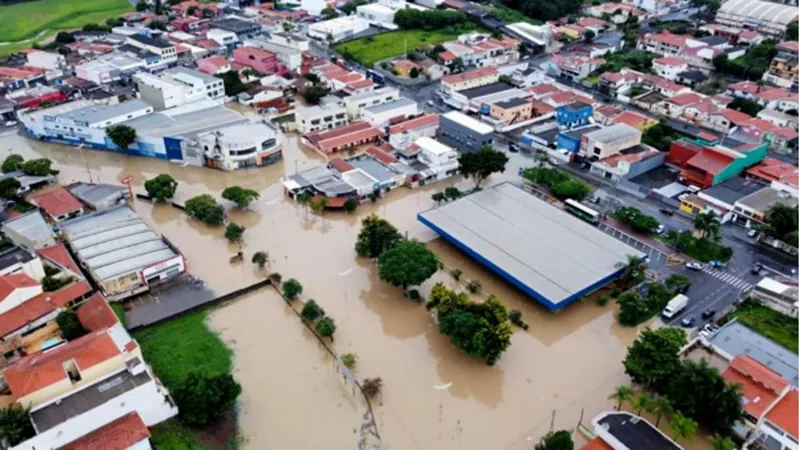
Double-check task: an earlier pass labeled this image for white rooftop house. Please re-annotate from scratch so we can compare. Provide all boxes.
[415,136,460,182]
[308,16,370,43]
[356,3,398,30]
[134,66,225,110]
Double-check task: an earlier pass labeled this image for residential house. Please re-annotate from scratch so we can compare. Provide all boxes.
[750,278,798,318]
[669,138,768,188]
[762,41,798,89]
[361,98,418,129]
[556,101,593,129]
[0,246,46,280]
[233,47,281,75]
[746,157,799,194]
[126,33,178,66]
[302,121,383,154]
[757,108,798,130]
[0,211,56,250]
[652,92,703,119]
[705,108,753,133]
[392,59,420,78]
[652,57,688,81]
[440,67,498,93]
[295,102,348,133]
[489,98,533,127]
[196,56,232,75]
[733,187,798,228]
[596,69,642,98]
[593,104,624,125]
[579,123,642,160]
[676,69,708,88]
[589,144,664,182]
[551,54,605,82]
[28,188,84,223]
[726,81,799,113]
[388,114,439,149]
[694,176,765,222]
[612,111,656,130]
[415,137,460,182]
[342,87,399,119]
[637,32,688,57]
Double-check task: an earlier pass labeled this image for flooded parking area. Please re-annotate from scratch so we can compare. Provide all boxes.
[3,128,649,449]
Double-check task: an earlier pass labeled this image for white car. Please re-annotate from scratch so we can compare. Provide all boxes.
[699,323,720,339]
[686,262,704,271]
[748,229,759,238]
[655,224,665,234]
[4,121,17,127]
[426,100,435,107]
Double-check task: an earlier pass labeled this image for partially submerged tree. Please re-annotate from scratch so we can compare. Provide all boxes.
[457,145,509,189]
[1,155,24,173]
[378,240,440,290]
[354,215,403,258]
[106,125,137,149]
[535,430,574,450]
[282,278,303,300]
[252,251,268,268]
[22,159,57,176]
[608,385,634,411]
[623,327,685,390]
[315,316,337,338]
[184,194,225,225]
[225,222,245,242]
[144,174,178,201]
[300,299,326,322]
[172,372,242,425]
[221,186,260,208]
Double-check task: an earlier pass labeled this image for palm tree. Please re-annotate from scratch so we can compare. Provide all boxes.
[711,434,735,450]
[693,211,719,240]
[632,392,655,416]
[653,395,673,427]
[296,191,312,212]
[669,411,698,443]
[608,385,634,411]
[615,255,644,290]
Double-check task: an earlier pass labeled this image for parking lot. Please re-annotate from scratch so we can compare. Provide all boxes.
[597,222,671,265]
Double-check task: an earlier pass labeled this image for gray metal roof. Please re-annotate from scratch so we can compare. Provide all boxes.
[350,157,397,183]
[709,320,799,386]
[701,176,764,206]
[736,188,798,211]
[166,66,220,84]
[69,183,127,207]
[122,103,247,138]
[0,247,35,271]
[585,123,641,143]
[363,98,416,115]
[1,211,52,243]
[60,205,177,282]
[418,183,644,306]
[54,99,151,125]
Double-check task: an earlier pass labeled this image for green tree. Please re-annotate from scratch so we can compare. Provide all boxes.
[693,211,720,240]
[56,309,88,341]
[632,391,655,416]
[427,283,513,365]
[729,97,763,117]
[300,299,325,322]
[216,71,248,96]
[144,174,178,201]
[55,31,76,44]
[302,85,331,105]
[225,222,245,242]
[535,430,573,450]
[378,240,440,290]
[583,29,596,41]
[136,0,148,11]
[0,404,34,446]
[457,145,509,189]
[344,198,358,213]
[787,22,799,40]
[106,125,137,149]
[431,192,446,204]
[0,178,20,199]
[551,179,589,200]
[1,155,24,173]
[616,254,644,290]
[315,316,336,338]
[612,207,660,233]
[617,292,651,326]
[444,187,462,200]
[608,385,634,410]
[22,159,57,176]
[252,251,268,268]
[653,395,673,427]
[221,186,260,208]
[409,67,420,78]
[321,7,339,19]
[664,274,691,293]
[354,214,403,258]
[340,0,368,14]
[185,194,225,225]
[623,327,684,390]
[172,372,242,425]
[282,278,303,299]
[711,434,735,450]
[187,4,197,14]
[669,411,698,442]
[763,203,798,244]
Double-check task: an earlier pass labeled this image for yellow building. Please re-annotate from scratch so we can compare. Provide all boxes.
[392,59,420,78]
[679,193,710,215]
[489,98,533,126]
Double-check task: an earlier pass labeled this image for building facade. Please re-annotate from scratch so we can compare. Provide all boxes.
[439,111,494,151]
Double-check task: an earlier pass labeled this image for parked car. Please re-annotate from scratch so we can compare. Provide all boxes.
[751,263,763,275]
[680,316,696,327]
[699,323,720,338]
[508,142,519,153]
[659,208,675,216]
[655,224,666,235]
[686,262,704,271]
[427,100,435,107]
[701,308,716,320]
[748,229,759,238]
[4,121,17,127]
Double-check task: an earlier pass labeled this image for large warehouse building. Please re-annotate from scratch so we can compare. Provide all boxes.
[418,183,645,311]
[715,0,798,37]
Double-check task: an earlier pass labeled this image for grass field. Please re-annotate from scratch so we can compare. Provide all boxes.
[731,301,798,353]
[0,0,132,42]
[150,422,208,450]
[132,310,233,390]
[334,28,475,67]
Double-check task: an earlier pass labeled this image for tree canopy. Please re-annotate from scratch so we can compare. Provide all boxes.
[623,327,685,389]
[216,71,248,96]
[184,194,226,225]
[458,145,509,189]
[252,251,268,268]
[612,207,660,233]
[321,7,339,19]
[1,155,24,173]
[762,204,798,246]
[22,159,57,176]
[394,9,471,30]
[225,222,245,242]
[144,174,178,201]
[728,97,763,117]
[355,215,403,258]
[426,283,513,365]
[221,186,260,208]
[172,372,242,425]
[0,178,20,199]
[340,0,368,15]
[0,404,34,446]
[498,0,582,22]
[378,240,440,289]
[302,85,331,105]
[535,430,574,450]
[301,299,326,322]
[106,125,137,149]
[282,278,303,299]
[642,120,680,152]
[315,316,337,338]
[56,309,88,341]
[521,166,589,200]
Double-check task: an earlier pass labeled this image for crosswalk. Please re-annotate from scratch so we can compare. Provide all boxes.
[702,267,753,291]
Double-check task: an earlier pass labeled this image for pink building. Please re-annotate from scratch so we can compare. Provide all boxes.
[197,56,232,75]
[233,47,281,75]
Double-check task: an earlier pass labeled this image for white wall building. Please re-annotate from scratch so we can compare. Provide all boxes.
[134,67,224,110]
[25,51,66,71]
[295,102,349,133]
[127,34,178,65]
[207,28,240,48]
[194,122,282,170]
[343,86,400,119]
[356,4,398,30]
[308,16,370,43]
[75,53,145,84]
[0,276,43,315]
[0,248,45,281]
[361,98,418,128]
[266,32,310,52]
[652,57,689,81]
[415,136,460,182]
[244,38,303,72]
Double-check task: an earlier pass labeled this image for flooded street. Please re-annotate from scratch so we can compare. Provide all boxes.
[2,128,688,449]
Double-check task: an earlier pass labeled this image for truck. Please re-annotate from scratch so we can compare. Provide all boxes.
[661,294,689,319]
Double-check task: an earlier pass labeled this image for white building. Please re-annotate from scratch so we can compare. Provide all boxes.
[356,4,398,30]
[134,67,224,110]
[194,122,282,170]
[244,38,304,72]
[652,57,689,81]
[308,16,370,43]
[751,278,798,318]
[295,102,348,133]
[343,86,400,119]
[22,99,153,137]
[0,247,46,281]
[75,53,145,84]
[415,136,459,182]
[25,50,65,71]
[127,33,178,65]
[715,0,799,37]
[207,28,240,48]
[361,98,418,128]
[266,32,310,52]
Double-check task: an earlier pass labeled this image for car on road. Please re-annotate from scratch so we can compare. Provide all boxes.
[508,142,519,153]
[680,316,696,327]
[699,323,720,338]
[748,229,759,238]
[686,262,704,271]
[751,263,763,275]
[426,100,435,107]
[4,121,17,127]
[659,208,675,216]
[701,308,716,320]
[654,224,666,235]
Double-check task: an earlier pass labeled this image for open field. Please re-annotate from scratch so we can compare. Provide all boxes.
[334,28,475,67]
[729,301,799,353]
[0,0,131,42]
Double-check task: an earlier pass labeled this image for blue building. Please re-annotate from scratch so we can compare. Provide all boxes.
[556,101,593,129]
[556,125,601,153]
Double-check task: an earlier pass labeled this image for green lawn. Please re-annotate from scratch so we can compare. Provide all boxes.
[334,28,475,67]
[731,302,798,353]
[111,303,128,329]
[0,0,131,42]
[489,5,542,24]
[150,421,208,450]
[132,310,232,390]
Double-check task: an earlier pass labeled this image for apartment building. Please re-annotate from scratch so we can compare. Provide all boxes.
[295,102,349,133]
[342,86,400,119]
[440,67,499,93]
[134,67,224,110]
[126,33,178,65]
[763,41,798,89]
[439,111,494,151]
[233,46,281,75]
[652,57,689,81]
[489,98,533,126]
[580,123,642,160]
[415,137,460,182]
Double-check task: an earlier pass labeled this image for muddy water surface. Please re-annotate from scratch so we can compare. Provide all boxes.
[2,129,708,449]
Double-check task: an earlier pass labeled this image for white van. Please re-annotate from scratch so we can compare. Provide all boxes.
[661,294,689,319]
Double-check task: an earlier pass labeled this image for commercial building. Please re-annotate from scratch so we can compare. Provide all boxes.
[75,53,146,84]
[691,176,764,221]
[126,33,178,65]
[207,28,240,48]
[302,121,383,154]
[488,98,533,126]
[388,113,439,148]
[418,183,645,310]
[211,17,262,39]
[356,3,398,30]
[24,50,66,71]
[439,111,494,151]
[134,66,224,110]
[244,38,304,72]
[715,0,798,37]
[733,187,798,228]
[361,98,418,128]
[69,183,130,210]
[440,67,499,93]
[590,145,665,183]
[192,122,282,170]
[751,278,798,318]
[295,102,348,133]
[556,101,593,129]
[580,123,642,160]
[1,211,56,250]
[414,137,460,182]
[342,86,400,119]
[668,138,768,189]
[308,16,370,43]
[233,46,281,75]
[586,412,681,450]
[60,205,185,301]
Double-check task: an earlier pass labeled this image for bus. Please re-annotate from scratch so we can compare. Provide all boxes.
[564,199,600,225]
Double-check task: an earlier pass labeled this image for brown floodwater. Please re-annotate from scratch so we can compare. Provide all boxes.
[2,128,713,449]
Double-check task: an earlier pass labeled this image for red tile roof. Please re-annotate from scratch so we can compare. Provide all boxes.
[328,158,354,173]
[366,146,397,164]
[29,188,83,219]
[388,114,439,134]
[766,389,798,439]
[0,273,39,300]
[668,92,702,107]
[720,108,753,125]
[37,244,81,275]
[0,281,92,338]
[5,329,121,399]
[59,412,150,450]
[306,122,383,153]
[730,355,790,394]
[722,356,786,419]
[76,293,119,332]
[612,111,650,128]
[581,438,614,450]
[653,56,686,67]
[530,100,555,116]
[312,195,348,208]
[772,127,798,140]
[438,50,457,62]
[441,67,497,85]
[526,83,562,96]
[777,41,799,53]
[746,157,799,188]
[686,148,733,175]
[643,31,687,48]
[345,79,373,91]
